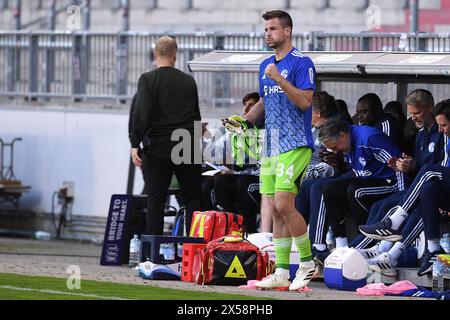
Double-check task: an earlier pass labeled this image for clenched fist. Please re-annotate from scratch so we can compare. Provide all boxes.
[265,63,281,82]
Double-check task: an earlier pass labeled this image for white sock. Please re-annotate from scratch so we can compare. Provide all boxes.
[313,243,327,251]
[274,268,290,279]
[427,239,440,253]
[389,207,408,230]
[336,237,348,248]
[378,240,394,253]
[388,242,404,264]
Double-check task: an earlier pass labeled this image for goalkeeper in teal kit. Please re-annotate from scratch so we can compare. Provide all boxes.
[226,10,317,291]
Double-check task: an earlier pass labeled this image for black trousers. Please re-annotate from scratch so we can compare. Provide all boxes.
[201,176,216,210]
[322,177,398,238]
[214,174,261,233]
[143,140,203,235]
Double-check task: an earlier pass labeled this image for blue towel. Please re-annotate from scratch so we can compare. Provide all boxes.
[386,287,450,300]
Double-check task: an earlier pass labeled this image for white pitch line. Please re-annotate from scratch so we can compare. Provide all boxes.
[0,285,129,300]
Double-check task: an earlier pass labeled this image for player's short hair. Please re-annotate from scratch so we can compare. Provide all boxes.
[262,10,293,31]
[242,92,260,105]
[155,36,178,58]
[434,99,450,120]
[318,117,350,143]
[312,91,339,119]
[358,93,383,118]
[406,89,434,110]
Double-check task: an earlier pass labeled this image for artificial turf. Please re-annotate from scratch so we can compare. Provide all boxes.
[0,273,273,300]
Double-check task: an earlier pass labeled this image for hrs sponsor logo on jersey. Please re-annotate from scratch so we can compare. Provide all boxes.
[353,169,373,177]
[263,84,284,96]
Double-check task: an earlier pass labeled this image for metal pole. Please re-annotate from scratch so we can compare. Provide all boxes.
[72,34,87,101]
[46,0,57,93]
[83,0,91,83]
[28,35,39,100]
[409,0,419,33]
[12,0,21,96]
[148,0,157,10]
[83,0,91,30]
[116,34,129,102]
[213,35,230,107]
[48,0,56,30]
[284,0,290,9]
[126,159,135,195]
[13,0,21,30]
[122,0,129,31]
[0,0,8,10]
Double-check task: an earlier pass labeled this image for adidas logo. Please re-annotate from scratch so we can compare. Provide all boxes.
[282,178,291,184]
[291,50,305,58]
[377,262,392,269]
[303,269,315,280]
[375,229,393,236]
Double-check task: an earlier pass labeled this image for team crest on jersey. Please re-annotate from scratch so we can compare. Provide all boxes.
[359,157,366,166]
[281,69,288,78]
[428,142,435,153]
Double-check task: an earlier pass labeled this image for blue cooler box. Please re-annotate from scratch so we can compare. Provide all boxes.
[324,247,368,291]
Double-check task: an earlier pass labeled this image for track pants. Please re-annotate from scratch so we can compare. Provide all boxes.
[398,164,450,215]
[323,177,399,238]
[296,174,345,246]
[350,191,405,249]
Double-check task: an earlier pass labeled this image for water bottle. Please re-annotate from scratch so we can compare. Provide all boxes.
[326,226,336,251]
[177,243,183,259]
[129,234,141,268]
[164,243,175,261]
[35,231,52,241]
[432,259,444,291]
[440,233,450,254]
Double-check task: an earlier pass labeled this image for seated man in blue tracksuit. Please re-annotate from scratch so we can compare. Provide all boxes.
[298,93,405,261]
[349,89,445,264]
[360,99,450,277]
[316,118,408,257]
[294,91,350,255]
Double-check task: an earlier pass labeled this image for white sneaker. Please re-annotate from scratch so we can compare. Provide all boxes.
[289,261,317,291]
[255,269,291,291]
[368,252,397,277]
[357,244,380,260]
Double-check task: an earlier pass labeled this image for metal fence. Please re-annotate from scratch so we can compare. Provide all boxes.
[1,31,450,105]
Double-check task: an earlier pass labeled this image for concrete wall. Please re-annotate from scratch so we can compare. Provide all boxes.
[0,104,144,217]
[0,0,425,33]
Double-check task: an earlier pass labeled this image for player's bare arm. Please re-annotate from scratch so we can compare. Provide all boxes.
[244,97,264,124]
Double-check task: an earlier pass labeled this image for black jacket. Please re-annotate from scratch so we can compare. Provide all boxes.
[129,67,201,148]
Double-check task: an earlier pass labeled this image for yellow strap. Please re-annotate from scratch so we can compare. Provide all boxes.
[189,212,202,236]
[198,214,206,237]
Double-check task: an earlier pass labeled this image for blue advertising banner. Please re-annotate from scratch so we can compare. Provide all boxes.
[100,194,133,265]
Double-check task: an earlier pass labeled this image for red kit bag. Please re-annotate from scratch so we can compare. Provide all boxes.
[189,211,244,242]
[192,236,272,286]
